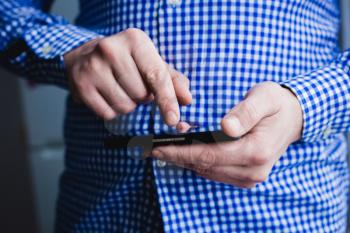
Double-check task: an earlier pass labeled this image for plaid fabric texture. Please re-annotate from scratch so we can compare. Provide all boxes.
[1,0,350,232]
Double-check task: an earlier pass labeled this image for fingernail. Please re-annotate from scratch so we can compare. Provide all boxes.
[152,149,162,158]
[176,122,192,133]
[166,111,178,125]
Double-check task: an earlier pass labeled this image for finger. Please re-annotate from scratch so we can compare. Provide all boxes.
[221,86,279,137]
[151,143,217,169]
[96,70,137,115]
[199,164,271,184]
[151,137,253,168]
[152,133,270,167]
[131,39,180,126]
[79,84,117,120]
[168,66,192,105]
[195,172,257,189]
[109,54,152,102]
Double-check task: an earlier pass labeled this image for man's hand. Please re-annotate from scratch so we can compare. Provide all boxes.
[150,82,303,188]
[64,28,192,125]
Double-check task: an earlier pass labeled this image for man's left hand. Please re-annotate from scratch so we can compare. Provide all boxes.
[150,82,303,188]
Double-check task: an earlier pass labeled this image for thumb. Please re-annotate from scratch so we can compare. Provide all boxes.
[221,84,279,137]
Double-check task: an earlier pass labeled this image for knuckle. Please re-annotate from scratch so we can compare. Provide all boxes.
[175,73,190,87]
[175,149,186,164]
[198,149,216,169]
[97,38,119,61]
[82,56,102,73]
[123,28,146,43]
[255,172,268,183]
[245,171,268,183]
[157,96,176,112]
[248,153,270,166]
[242,100,259,124]
[259,147,273,162]
[170,69,182,80]
[245,143,271,165]
[97,38,112,53]
[145,67,167,86]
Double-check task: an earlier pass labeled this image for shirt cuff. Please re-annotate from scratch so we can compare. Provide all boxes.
[280,64,350,142]
[21,24,102,88]
[24,24,101,59]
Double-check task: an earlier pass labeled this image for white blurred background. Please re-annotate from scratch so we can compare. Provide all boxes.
[0,0,349,232]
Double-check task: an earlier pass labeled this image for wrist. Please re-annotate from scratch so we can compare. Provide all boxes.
[64,38,102,70]
[281,86,303,142]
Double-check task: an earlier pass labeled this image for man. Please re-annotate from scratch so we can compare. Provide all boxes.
[0,0,349,232]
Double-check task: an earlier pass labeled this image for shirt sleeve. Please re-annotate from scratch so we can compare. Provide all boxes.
[0,0,102,88]
[280,49,350,142]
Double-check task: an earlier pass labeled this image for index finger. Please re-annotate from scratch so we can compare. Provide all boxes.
[151,136,253,169]
[131,39,180,126]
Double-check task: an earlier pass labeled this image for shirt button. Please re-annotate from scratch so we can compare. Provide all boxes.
[168,0,181,7]
[156,159,167,167]
[323,126,332,138]
[41,45,53,56]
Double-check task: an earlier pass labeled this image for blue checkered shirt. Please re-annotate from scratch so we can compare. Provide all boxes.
[1,0,350,232]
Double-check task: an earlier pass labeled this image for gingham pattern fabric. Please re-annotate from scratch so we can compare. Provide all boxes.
[1,0,350,232]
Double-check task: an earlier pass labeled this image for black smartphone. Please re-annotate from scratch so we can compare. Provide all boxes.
[104,130,240,150]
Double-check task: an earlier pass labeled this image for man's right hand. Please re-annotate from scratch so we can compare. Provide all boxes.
[64,28,192,126]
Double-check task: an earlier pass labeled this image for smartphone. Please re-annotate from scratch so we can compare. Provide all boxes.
[105,130,240,150]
